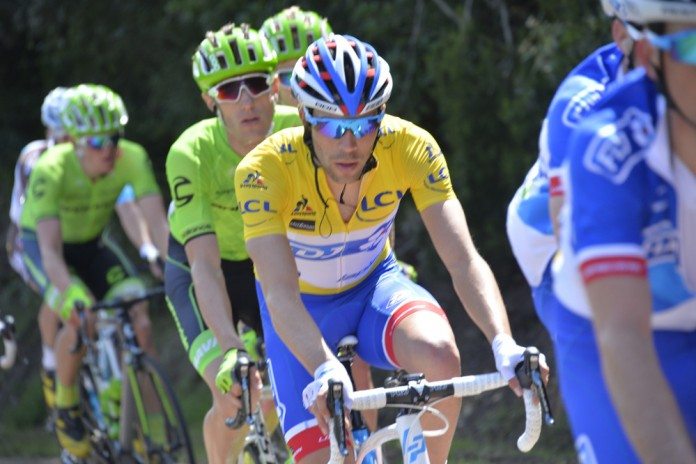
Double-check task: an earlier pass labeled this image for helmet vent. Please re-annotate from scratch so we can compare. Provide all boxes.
[216,52,228,70]
[290,25,301,51]
[198,51,212,73]
[247,45,257,63]
[97,105,108,128]
[229,39,242,65]
[206,31,218,47]
[277,37,288,53]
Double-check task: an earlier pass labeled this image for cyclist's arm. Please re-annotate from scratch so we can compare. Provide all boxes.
[136,195,169,256]
[185,234,244,353]
[36,218,72,292]
[586,276,696,463]
[245,233,335,373]
[420,199,511,343]
[549,195,563,242]
[116,201,153,250]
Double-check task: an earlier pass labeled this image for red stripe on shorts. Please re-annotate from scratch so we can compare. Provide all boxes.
[384,301,447,367]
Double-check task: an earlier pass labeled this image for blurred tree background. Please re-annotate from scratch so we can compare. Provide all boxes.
[0,0,611,461]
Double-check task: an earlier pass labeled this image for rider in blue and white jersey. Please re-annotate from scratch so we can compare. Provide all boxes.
[553,1,696,462]
[506,1,633,337]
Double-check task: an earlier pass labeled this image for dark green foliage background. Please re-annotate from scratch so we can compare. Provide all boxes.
[0,1,610,460]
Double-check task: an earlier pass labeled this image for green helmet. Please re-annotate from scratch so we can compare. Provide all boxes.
[261,6,332,64]
[61,84,128,137]
[192,23,277,92]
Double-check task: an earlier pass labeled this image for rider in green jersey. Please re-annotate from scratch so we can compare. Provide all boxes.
[164,23,301,463]
[20,84,167,459]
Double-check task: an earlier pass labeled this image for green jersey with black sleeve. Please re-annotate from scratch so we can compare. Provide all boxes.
[165,105,301,261]
[20,139,160,243]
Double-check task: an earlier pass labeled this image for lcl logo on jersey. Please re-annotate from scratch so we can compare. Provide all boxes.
[424,167,450,193]
[240,199,276,214]
[356,190,404,222]
[425,144,443,161]
[360,190,404,211]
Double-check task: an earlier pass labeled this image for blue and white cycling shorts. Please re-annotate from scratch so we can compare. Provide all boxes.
[259,254,447,462]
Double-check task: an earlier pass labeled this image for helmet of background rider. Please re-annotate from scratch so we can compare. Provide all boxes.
[290,34,393,117]
[192,23,278,92]
[41,87,70,139]
[60,84,129,138]
[260,6,333,65]
[619,0,696,25]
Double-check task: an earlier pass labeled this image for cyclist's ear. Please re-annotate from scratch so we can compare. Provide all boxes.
[201,93,216,112]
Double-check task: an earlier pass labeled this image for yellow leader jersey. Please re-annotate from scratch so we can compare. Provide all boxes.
[235,114,456,294]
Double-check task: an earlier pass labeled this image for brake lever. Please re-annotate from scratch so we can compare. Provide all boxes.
[515,346,554,425]
[224,354,254,428]
[70,302,86,354]
[328,379,349,457]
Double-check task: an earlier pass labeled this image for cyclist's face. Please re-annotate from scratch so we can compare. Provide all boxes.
[660,23,696,122]
[308,109,380,184]
[76,136,120,177]
[203,75,278,154]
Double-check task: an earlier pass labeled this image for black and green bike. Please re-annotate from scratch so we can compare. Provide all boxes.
[68,287,195,463]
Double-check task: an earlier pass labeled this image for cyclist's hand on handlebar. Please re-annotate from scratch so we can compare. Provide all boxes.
[59,283,95,327]
[492,334,549,397]
[215,349,262,394]
[302,358,353,435]
[140,243,163,280]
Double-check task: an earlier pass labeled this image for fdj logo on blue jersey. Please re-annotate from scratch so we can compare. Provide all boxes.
[583,107,653,184]
[240,199,276,214]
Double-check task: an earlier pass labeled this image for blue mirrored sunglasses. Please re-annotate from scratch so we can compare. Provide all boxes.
[304,108,384,139]
[647,28,696,65]
[82,133,121,150]
[277,70,293,87]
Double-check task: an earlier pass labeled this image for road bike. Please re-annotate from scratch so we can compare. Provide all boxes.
[0,313,17,370]
[65,286,195,463]
[327,347,553,464]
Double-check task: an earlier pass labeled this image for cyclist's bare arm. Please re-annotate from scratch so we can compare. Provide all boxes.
[37,218,72,293]
[586,275,696,463]
[137,194,169,255]
[247,234,339,433]
[548,195,563,242]
[185,234,244,353]
[246,234,336,373]
[420,199,512,343]
[116,201,154,250]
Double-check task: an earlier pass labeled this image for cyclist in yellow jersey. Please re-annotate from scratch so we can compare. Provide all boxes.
[20,84,168,459]
[7,87,167,430]
[235,34,548,463]
[164,23,301,463]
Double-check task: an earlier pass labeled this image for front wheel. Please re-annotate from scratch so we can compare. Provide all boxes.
[120,354,196,463]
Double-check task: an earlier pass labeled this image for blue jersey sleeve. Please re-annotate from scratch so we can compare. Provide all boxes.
[567,69,659,257]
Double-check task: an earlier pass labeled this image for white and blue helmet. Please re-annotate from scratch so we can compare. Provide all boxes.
[290,34,392,117]
[620,0,696,24]
[41,86,70,135]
